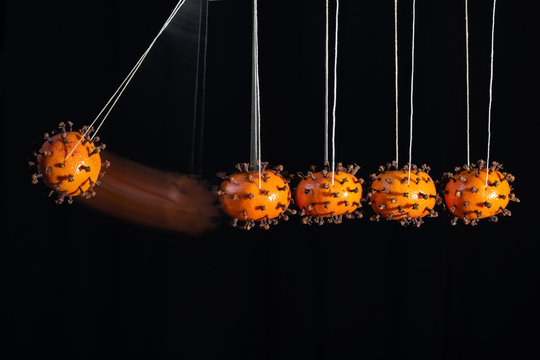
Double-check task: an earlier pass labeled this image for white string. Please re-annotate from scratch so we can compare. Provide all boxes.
[407,0,416,183]
[65,0,187,160]
[324,0,329,162]
[465,0,471,167]
[486,0,497,187]
[252,0,262,188]
[394,0,399,167]
[331,0,339,185]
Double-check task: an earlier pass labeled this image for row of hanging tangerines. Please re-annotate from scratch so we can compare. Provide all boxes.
[29,123,518,229]
[216,159,517,229]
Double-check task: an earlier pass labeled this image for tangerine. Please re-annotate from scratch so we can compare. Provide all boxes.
[217,163,294,230]
[442,160,518,225]
[368,162,439,226]
[295,163,363,225]
[30,122,108,204]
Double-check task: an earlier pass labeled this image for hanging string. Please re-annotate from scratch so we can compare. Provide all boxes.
[330,0,339,185]
[65,0,187,161]
[407,0,416,183]
[250,0,262,188]
[257,40,262,188]
[191,0,210,176]
[394,0,399,166]
[486,0,497,187]
[465,0,471,167]
[324,0,329,163]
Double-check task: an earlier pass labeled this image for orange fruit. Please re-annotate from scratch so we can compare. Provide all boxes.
[368,163,439,226]
[217,163,293,230]
[31,122,107,203]
[442,160,518,225]
[295,163,363,225]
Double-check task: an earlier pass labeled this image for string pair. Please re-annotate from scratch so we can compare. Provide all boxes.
[65,0,188,161]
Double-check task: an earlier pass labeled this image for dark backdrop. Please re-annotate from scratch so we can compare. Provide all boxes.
[1,0,539,359]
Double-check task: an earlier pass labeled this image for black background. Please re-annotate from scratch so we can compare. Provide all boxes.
[1,0,539,359]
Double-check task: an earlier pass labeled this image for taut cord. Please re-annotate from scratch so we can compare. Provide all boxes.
[324,0,329,163]
[407,0,416,183]
[250,0,262,188]
[65,0,188,161]
[486,0,497,186]
[465,0,471,167]
[394,0,399,166]
[331,0,339,185]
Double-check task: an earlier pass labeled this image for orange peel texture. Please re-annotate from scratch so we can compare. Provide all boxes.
[295,163,364,225]
[217,163,295,230]
[31,122,108,204]
[442,160,519,225]
[368,162,439,227]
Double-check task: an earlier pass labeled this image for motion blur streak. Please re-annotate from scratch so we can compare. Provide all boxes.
[82,152,220,236]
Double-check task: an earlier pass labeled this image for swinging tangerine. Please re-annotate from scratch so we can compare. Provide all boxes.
[30,122,108,204]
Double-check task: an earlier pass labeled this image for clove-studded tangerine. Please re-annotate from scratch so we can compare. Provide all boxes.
[30,122,109,204]
[295,162,364,225]
[368,162,439,227]
[217,163,295,230]
[442,160,518,225]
